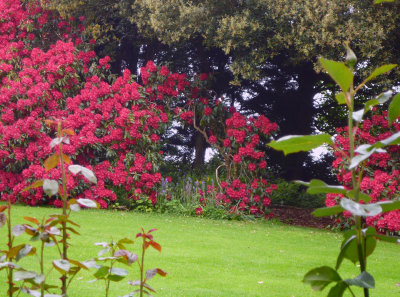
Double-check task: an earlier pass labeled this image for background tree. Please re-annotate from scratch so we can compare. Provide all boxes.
[47,0,400,180]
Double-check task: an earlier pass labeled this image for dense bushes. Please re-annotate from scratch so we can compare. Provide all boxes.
[327,108,400,234]
[0,0,279,220]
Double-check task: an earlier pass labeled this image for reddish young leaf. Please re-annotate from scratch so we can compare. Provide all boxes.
[44,119,55,127]
[156,268,168,277]
[149,241,162,252]
[148,228,157,233]
[62,153,72,164]
[62,128,75,136]
[44,154,60,171]
[23,217,40,225]
[0,205,8,213]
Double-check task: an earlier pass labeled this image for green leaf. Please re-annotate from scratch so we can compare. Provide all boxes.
[336,235,357,269]
[364,91,393,112]
[43,179,59,197]
[372,131,400,148]
[108,267,129,282]
[364,64,397,83]
[344,271,375,289]
[375,234,400,244]
[53,259,70,275]
[303,266,342,291]
[268,134,332,155]
[77,198,99,209]
[68,165,97,184]
[335,92,346,105]
[312,205,344,217]
[378,200,400,213]
[320,58,353,93]
[23,180,44,192]
[14,270,37,281]
[388,93,400,124]
[305,179,347,195]
[44,153,60,171]
[94,266,109,279]
[16,244,36,262]
[340,198,382,217]
[327,282,347,297]
[346,190,372,203]
[374,0,395,3]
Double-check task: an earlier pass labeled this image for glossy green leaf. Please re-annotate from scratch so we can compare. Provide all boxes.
[346,190,372,203]
[375,0,395,3]
[53,259,70,275]
[327,282,347,297]
[268,134,332,155]
[14,270,37,281]
[344,271,375,289]
[312,205,344,217]
[340,198,382,217]
[375,234,400,244]
[43,179,59,197]
[378,200,400,213]
[68,165,97,184]
[388,93,400,124]
[335,92,346,105]
[364,64,397,83]
[305,179,346,195]
[77,198,99,209]
[23,180,44,192]
[94,266,109,279]
[364,91,392,112]
[336,234,357,269]
[320,58,353,93]
[303,266,341,291]
[369,131,400,152]
[16,244,35,262]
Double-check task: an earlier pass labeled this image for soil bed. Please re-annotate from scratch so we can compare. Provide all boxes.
[270,205,335,229]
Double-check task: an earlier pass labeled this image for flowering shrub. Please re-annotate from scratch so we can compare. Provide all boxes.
[327,108,400,234]
[0,0,166,208]
[0,0,278,218]
[170,74,279,218]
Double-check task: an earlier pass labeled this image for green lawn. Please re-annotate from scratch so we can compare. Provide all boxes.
[1,204,399,297]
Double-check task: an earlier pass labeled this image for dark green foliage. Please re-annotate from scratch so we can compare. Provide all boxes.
[270,180,325,209]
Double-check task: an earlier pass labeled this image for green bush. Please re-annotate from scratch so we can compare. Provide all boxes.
[270,180,325,209]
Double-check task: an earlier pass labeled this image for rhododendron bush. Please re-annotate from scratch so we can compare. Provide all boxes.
[0,0,279,217]
[327,108,400,234]
[0,0,167,208]
[171,74,279,217]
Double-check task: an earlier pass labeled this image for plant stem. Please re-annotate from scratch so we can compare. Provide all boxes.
[40,241,45,297]
[7,198,14,297]
[58,121,69,295]
[139,239,146,297]
[347,93,369,297]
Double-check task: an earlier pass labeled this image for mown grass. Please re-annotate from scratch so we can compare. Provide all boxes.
[0,204,399,296]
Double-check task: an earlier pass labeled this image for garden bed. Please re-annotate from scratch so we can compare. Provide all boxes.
[270,206,335,229]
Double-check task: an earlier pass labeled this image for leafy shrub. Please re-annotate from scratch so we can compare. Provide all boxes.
[270,180,325,209]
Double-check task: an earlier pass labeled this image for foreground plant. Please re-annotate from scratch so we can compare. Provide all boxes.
[89,228,167,297]
[0,119,99,296]
[268,45,400,296]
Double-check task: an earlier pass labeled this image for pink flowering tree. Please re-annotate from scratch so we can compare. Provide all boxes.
[327,107,400,234]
